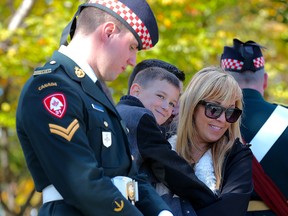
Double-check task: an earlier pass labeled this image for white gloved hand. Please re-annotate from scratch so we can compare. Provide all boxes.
[158,210,174,216]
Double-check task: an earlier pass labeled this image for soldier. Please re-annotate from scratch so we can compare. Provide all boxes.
[221,38,288,216]
[16,0,173,215]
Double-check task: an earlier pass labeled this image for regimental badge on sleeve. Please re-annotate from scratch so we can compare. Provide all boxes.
[43,93,67,118]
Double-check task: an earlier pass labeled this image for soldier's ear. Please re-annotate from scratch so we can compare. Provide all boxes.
[263,72,268,90]
[130,83,141,97]
[102,22,117,40]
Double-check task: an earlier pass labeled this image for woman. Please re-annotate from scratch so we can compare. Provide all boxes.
[166,66,253,215]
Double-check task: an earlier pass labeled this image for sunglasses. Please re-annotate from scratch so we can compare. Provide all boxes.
[198,100,242,123]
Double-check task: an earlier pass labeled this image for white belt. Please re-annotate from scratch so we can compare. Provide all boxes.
[111,176,139,205]
[42,177,138,205]
[42,185,63,204]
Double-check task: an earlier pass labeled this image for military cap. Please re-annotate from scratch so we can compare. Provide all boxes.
[60,0,159,50]
[221,38,265,72]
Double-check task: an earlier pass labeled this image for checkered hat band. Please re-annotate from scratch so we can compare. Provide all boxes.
[253,57,265,68]
[221,59,244,70]
[91,0,152,49]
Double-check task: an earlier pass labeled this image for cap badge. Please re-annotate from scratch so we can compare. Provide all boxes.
[75,66,85,78]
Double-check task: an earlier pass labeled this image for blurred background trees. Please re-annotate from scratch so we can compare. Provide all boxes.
[0,0,287,215]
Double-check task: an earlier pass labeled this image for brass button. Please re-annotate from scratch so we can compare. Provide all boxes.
[104,121,108,127]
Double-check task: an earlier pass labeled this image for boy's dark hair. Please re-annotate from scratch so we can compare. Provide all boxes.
[133,67,181,90]
[128,59,184,93]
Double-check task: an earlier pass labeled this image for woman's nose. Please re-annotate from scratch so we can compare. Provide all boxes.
[217,111,226,122]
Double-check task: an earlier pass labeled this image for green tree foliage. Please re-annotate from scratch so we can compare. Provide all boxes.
[0,0,287,215]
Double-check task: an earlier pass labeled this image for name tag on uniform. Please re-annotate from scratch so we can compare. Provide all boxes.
[102,131,112,147]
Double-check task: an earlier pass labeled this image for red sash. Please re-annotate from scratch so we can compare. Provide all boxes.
[252,155,288,216]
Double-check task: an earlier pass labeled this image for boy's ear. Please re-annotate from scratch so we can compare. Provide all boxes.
[130,83,141,96]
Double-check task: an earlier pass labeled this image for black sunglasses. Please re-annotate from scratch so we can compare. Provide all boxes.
[198,100,242,123]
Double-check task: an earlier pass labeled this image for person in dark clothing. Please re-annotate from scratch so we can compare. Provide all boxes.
[160,66,253,216]
[117,66,253,216]
[16,0,174,215]
[117,67,197,216]
[128,59,186,138]
[117,66,181,175]
[221,38,288,216]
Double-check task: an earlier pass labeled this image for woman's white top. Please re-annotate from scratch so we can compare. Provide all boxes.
[168,135,217,193]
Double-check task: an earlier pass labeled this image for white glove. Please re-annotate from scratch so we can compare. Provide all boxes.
[158,210,174,216]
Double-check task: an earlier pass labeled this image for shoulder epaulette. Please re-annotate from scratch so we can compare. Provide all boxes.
[33,60,60,76]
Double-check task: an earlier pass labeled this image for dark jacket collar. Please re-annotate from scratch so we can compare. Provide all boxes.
[242,88,264,101]
[118,95,145,108]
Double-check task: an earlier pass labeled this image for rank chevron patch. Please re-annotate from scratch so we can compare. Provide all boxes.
[49,119,79,141]
[113,199,124,212]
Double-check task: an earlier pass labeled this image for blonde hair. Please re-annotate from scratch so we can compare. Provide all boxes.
[176,66,243,189]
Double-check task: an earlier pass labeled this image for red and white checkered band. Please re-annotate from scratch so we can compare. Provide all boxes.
[89,0,153,49]
[253,57,265,68]
[221,59,244,71]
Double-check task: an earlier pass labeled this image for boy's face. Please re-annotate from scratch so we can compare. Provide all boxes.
[133,80,180,125]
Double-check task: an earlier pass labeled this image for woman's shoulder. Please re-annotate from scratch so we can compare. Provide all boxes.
[233,138,252,151]
[229,138,252,159]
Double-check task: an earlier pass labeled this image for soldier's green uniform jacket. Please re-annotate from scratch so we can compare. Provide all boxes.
[16,51,170,216]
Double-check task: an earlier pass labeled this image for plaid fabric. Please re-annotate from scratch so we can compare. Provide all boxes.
[253,57,265,69]
[60,0,158,50]
[221,57,265,71]
[220,38,265,72]
[91,0,153,49]
[221,59,244,71]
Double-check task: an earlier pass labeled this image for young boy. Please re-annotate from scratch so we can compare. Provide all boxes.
[116,67,196,216]
[116,66,180,171]
[127,59,186,139]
